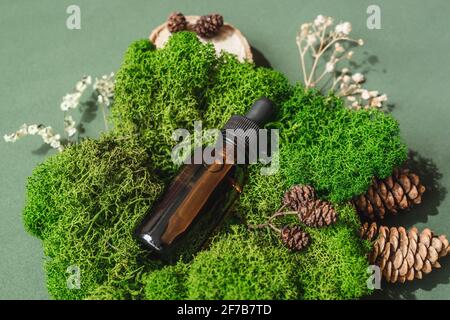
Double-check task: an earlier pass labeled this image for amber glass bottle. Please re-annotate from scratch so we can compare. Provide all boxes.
[135,98,275,262]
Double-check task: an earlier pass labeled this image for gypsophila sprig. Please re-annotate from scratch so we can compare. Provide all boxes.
[4,123,64,152]
[297,15,388,110]
[60,75,91,111]
[4,74,114,151]
[93,72,115,130]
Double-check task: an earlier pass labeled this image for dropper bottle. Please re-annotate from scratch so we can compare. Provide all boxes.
[135,97,276,262]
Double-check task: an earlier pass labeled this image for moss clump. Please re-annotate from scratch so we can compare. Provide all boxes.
[203,54,292,129]
[277,85,407,203]
[233,88,405,299]
[112,32,291,177]
[24,134,164,299]
[24,33,293,300]
[24,33,403,300]
[237,166,372,300]
[144,263,189,300]
[144,225,301,300]
[295,204,372,299]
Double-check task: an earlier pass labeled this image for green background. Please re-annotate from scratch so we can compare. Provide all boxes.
[0,0,449,300]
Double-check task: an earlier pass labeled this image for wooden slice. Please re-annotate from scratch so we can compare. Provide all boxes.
[149,15,253,62]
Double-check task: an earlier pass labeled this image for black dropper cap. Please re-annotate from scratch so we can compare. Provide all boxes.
[221,97,276,163]
[223,97,276,132]
[244,97,276,127]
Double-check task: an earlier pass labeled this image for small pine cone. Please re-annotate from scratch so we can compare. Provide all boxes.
[298,200,337,227]
[281,225,310,251]
[360,222,450,283]
[282,185,317,211]
[194,13,224,38]
[167,12,188,33]
[353,168,426,220]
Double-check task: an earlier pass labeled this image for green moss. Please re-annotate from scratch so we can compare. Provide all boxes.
[24,33,294,300]
[143,225,301,300]
[144,263,189,300]
[295,204,371,300]
[203,54,291,128]
[23,156,67,239]
[237,167,372,300]
[23,33,400,300]
[112,32,291,177]
[24,134,164,299]
[276,85,407,203]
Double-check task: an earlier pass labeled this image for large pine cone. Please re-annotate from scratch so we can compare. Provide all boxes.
[360,222,449,283]
[194,14,224,38]
[167,12,188,33]
[298,199,337,227]
[353,168,426,220]
[281,225,310,251]
[283,184,317,211]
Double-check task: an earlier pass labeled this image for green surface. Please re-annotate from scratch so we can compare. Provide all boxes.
[0,0,449,300]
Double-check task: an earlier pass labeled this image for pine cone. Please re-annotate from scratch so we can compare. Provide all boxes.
[360,222,450,283]
[298,199,337,227]
[353,168,426,220]
[281,225,310,251]
[282,184,317,211]
[167,12,188,33]
[194,14,224,38]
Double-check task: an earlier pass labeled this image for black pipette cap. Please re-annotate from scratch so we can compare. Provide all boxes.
[222,97,276,163]
[244,97,276,127]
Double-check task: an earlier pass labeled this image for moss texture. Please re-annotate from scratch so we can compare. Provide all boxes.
[23,32,406,300]
[236,166,372,299]
[276,86,407,203]
[24,134,164,299]
[112,32,291,177]
[145,225,301,300]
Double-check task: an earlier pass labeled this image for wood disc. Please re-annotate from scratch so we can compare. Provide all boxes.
[149,15,253,62]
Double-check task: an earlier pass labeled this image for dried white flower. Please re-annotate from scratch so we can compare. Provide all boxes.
[49,136,61,149]
[300,23,310,37]
[75,75,92,92]
[3,133,17,143]
[38,126,55,144]
[17,124,28,137]
[335,22,352,35]
[361,90,371,100]
[94,72,115,107]
[64,115,77,137]
[334,43,344,53]
[325,62,335,73]
[307,34,317,46]
[3,73,114,152]
[60,92,82,111]
[358,39,364,46]
[314,15,326,26]
[351,73,365,83]
[60,75,93,111]
[27,124,40,135]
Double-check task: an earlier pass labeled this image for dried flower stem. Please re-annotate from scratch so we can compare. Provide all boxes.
[297,15,388,110]
[4,73,115,151]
